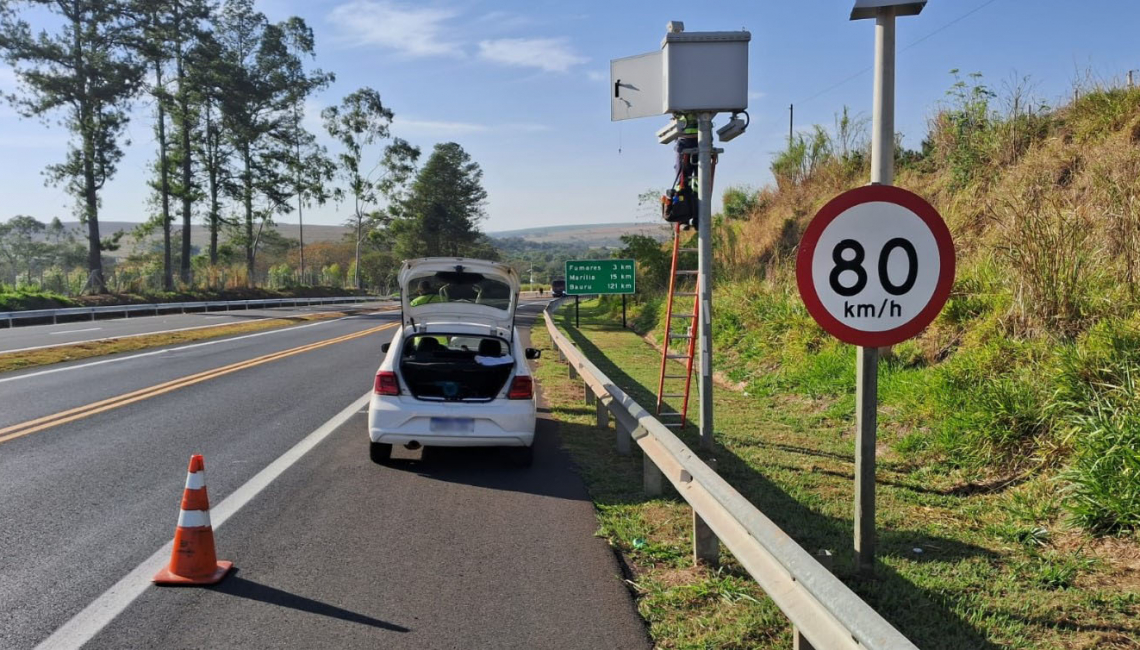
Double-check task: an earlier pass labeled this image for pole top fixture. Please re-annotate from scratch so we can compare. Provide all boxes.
[850,0,926,21]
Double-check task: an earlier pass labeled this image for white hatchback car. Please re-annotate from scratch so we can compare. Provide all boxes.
[368,258,540,466]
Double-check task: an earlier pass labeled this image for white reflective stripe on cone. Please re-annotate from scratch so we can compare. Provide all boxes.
[177,509,212,528]
[184,471,206,491]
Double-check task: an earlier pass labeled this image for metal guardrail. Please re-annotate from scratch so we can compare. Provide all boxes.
[0,295,389,328]
[543,299,918,650]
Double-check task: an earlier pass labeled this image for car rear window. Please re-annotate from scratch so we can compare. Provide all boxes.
[406,271,512,311]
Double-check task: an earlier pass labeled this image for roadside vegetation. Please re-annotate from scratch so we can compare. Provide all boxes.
[535,300,1139,649]
[0,284,373,314]
[0,1,497,297]
[611,73,1140,539]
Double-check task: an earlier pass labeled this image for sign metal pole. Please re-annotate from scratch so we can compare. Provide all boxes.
[855,6,895,576]
[697,112,715,451]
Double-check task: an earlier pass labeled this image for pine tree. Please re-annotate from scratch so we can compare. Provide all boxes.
[0,1,146,293]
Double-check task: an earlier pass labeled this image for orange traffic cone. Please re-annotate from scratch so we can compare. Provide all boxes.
[154,454,233,585]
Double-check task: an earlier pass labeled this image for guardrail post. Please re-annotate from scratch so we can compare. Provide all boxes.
[557,347,566,363]
[643,456,663,496]
[568,363,578,380]
[584,384,595,406]
[693,458,719,567]
[52,313,57,324]
[794,550,834,650]
[615,419,631,456]
[595,399,608,429]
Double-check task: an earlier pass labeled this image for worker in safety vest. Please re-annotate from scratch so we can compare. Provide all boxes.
[410,279,445,306]
[662,114,699,229]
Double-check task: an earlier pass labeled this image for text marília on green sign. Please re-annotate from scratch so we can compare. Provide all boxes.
[565,259,636,295]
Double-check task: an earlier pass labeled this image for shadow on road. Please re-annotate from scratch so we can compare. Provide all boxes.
[208,574,410,633]
[555,303,1003,649]
[380,419,593,504]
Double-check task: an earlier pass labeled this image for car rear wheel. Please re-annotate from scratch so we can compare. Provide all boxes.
[507,444,534,468]
[370,441,393,465]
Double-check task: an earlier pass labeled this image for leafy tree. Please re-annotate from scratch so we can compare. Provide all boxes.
[0,0,146,292]
[391,142,488,260]
[1,215,46,284]
[619,233,671,290]
[185,28,233,265]
[213,0,331,285]
[322,88,418,288]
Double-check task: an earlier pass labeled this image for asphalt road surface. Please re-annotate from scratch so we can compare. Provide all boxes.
[0,300,395,353]
[0,300,650,649]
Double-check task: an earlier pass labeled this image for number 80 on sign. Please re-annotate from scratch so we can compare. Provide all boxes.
[796,185,955,348]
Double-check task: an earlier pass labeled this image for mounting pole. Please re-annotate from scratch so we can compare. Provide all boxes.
[855,6,896,578]
[696,112,715,450]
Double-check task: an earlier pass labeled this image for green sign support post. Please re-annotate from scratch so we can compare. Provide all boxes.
[565,259,636,328]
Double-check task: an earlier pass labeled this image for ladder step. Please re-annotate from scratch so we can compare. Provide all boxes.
[669,333,692,339]
[665,354,689,359]
[664,423,685,428]
[663,374,689,379]
[662,393,686,398]
[680,248,698,252]
[675,270,698,275]
[658,412,682,417]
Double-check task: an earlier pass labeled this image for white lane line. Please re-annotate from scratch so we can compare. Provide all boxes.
[0,315,369,385]
[34,391,371,650]
[48,328,102,335]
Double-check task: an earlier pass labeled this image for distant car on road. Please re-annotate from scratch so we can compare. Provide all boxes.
[369,258,540,466]
[551,278,565,297]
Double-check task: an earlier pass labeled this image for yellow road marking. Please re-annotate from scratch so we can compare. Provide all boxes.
[0,322,397,445]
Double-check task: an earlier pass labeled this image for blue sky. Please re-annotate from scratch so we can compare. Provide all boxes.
[1,0,1138,233]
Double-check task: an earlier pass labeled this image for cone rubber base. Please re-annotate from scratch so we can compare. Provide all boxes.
[153,560,232,586]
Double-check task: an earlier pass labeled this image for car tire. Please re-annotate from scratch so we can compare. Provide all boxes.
[507,444,534,468]
[370,441,393,465]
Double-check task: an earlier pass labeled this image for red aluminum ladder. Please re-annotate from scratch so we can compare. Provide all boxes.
[656,223,699,427]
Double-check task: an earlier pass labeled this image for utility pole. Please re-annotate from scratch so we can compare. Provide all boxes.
[697,112,715,451]
[788,103,794,143]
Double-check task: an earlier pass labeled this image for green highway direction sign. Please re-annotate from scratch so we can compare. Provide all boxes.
[565,259,636,295]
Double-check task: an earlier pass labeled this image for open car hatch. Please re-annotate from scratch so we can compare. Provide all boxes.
[399,258,519,331]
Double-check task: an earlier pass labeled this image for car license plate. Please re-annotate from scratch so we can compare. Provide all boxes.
[430,417,474,433]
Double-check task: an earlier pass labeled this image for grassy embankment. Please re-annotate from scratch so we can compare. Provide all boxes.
[611,78,1140,538]
[533,300,1138,649]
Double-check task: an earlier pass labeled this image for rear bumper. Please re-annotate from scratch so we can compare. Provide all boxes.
[368,394,536,447]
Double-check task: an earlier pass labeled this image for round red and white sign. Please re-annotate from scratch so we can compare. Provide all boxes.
[796,185,955,348]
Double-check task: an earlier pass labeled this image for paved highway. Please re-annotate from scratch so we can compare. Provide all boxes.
[0,300,649,649]
[0,300,395,353]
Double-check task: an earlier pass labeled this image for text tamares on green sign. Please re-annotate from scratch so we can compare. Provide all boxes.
[565,259,636,295]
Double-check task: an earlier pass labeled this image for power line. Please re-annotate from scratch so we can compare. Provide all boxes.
[794,0,1003,106]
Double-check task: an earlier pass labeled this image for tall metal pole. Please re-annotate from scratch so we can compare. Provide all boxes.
[788,103,794,143]
[696,112,715,450]
[856,8,895,577]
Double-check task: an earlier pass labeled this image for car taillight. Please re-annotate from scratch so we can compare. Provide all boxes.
[508,375,533,400]
[374,371,399,396]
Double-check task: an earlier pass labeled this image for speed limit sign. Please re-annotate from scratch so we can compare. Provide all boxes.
[796,185,955,347]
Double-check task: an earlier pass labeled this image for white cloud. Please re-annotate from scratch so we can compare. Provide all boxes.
[390,117,550,136]
[586,70,606,82]
[392,117,490,135]
[748,91,766,100]
[477,37,587,73]
[327,1,463,58]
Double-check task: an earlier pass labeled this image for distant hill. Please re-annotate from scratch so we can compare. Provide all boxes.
[56,220,671,257]
[489,222,671,247]
[61,221,352,258]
